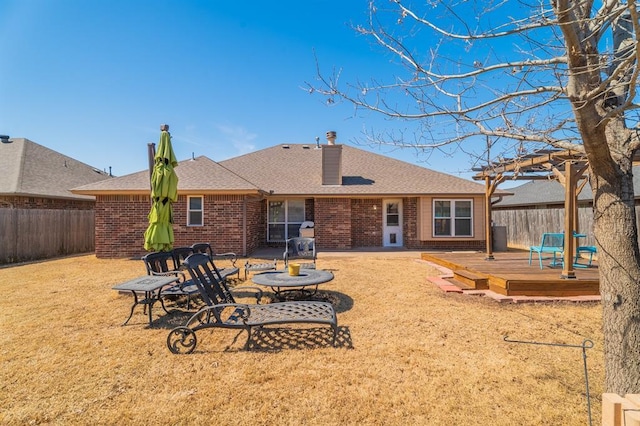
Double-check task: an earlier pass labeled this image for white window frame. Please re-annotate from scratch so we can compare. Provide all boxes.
[187,195,204,227]
[267,199,305,242]
[433,199,473,237]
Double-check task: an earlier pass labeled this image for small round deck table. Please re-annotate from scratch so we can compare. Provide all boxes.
[251,269,334,299]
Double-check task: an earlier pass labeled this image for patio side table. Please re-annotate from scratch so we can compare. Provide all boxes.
[112,275,179,326]
[251,269,334,299]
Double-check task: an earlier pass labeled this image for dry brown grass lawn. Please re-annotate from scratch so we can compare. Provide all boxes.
[0,253,603,425]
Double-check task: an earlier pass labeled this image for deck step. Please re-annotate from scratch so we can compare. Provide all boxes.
[426,276,464,293]
[453,269,489,290]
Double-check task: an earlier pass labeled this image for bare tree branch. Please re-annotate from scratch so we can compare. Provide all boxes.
[307,0,640,394]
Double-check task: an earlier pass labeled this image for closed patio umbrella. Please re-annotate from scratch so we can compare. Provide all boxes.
[144,124,178,252]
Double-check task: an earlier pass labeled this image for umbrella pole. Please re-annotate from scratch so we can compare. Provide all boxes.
[147,142,156,180]
[147,142,156,209]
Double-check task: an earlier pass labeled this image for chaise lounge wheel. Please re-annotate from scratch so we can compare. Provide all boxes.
[167,327,197,354]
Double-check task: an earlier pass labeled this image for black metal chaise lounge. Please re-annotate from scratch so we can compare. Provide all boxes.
[166,253,338,354]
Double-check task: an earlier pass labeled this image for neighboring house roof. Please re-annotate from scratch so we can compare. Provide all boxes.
[73,156,261,195]
[495,166,640,207]
[0,138,111,201]
[220,144,494,196]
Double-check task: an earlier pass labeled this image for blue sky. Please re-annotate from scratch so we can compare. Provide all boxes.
[1,1,489,182]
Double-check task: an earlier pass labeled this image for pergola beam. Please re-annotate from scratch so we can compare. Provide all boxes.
[484,174,504,260]
[472,149,587,179]
[472,148,590,279]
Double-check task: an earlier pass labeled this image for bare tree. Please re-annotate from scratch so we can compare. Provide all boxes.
[310,0,640,393]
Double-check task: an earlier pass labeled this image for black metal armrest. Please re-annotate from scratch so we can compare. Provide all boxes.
[189,303,252,326]
[212,252,238,267]
[149,269,186,283]
[243,259,278,280]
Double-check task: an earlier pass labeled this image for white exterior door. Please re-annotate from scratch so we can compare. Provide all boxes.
[383,199,403,247]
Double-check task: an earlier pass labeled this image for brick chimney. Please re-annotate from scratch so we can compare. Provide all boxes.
[322,131,342,185]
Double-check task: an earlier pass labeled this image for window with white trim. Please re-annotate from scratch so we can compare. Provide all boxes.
[187,196,203,226]
[267,199,305,242]
[433,199,472,237]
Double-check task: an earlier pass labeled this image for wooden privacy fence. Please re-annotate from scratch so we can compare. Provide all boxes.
[493,206,596,250]
[0,208,95,264]
[493,205,640,251]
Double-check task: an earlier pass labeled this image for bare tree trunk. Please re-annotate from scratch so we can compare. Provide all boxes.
[592,158,640,393]
[310,0,640,392]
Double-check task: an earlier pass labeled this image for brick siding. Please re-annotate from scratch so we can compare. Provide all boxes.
[174,195,245,255]
[314,198,352,249]
[244,199,266,255]
[95,194,253,259]
[351,199,383,247]
[403,197,419,248]
[305,198,315,222]
[94,194,486,258]
[95,195,150,258]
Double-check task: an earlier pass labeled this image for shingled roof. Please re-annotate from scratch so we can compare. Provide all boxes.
[1,138,111,200]
[73,156,261,195]
[73,143,493,196]
[219,144,489,196]
[495,167,640,207]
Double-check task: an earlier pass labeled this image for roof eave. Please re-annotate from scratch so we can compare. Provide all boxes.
[72,189,264,196]
[268,192,488,198]
[1,191,97,201]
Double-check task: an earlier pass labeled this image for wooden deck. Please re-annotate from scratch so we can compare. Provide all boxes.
[421,250,600,297]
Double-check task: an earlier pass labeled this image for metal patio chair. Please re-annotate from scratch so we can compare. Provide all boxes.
[243,258,278,280]
[191,242,240,280]
[141,250,199,310]
[529,233,564,269]
[283,237,317,270]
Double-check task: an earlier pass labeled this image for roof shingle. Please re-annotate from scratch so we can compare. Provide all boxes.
[1,138,111,200]
[73,156,260,195]
[220,144,489,196]
[495,167,640,207]
[73,143,496,197]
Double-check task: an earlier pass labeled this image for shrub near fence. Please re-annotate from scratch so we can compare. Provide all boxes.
[0,208,95,264]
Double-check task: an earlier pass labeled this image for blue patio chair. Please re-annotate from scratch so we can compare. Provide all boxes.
[575,245,597,267]
[529,233,564,269]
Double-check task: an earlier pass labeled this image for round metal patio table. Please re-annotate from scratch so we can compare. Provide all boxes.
[251,269,334,299]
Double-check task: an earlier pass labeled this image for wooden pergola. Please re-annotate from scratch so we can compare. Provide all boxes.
[473,149,590,279]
